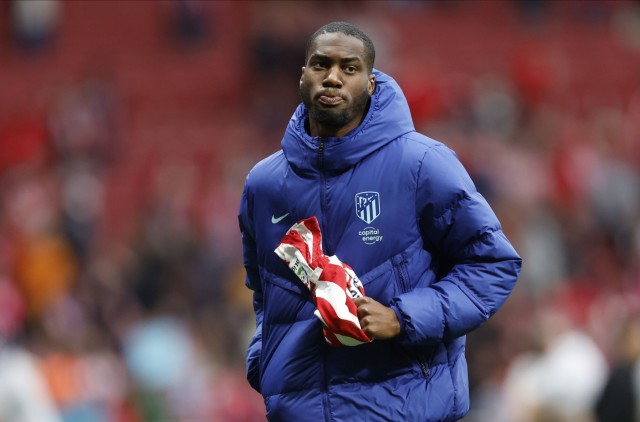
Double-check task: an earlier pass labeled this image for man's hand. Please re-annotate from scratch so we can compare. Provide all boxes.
[353,297,401,340]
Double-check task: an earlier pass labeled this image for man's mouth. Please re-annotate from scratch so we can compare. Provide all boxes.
[318,95,344,106]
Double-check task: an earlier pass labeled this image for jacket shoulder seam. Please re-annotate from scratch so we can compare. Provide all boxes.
[416,144,468,222]
[413,143,441,221]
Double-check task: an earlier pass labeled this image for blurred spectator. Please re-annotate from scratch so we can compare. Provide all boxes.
[518,208,568,297]
[122,315,206,420]
[59,162,105,262]
[47,73,122,262]
[472,74,520,141]
[514,0,550,25]
[499,307,608,422]
[48,75,122,168]
[10,0,61,54]
[595,316,640,422]
[0,342,63,422]
[37,316,130,422]
[612,1,640,52]
[3,169,78,319]
[0,277,62,422]
[247,2,309,135]
[165,0,212,50]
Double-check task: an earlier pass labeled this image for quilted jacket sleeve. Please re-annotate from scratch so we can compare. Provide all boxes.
[238,179,263,392]
[390,144,521,346]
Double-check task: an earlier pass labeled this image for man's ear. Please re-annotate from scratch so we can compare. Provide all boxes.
[368,74,376,96]
[300,66,305,85]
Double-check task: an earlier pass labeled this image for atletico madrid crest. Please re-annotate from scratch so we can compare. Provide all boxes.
[355,191,381,224]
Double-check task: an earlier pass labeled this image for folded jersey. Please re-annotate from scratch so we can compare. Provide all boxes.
[274,217,372,346]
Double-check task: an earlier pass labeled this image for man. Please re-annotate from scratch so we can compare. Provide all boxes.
[238,21,521,422]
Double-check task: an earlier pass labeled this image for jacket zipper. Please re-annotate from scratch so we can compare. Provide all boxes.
[318,138,332,255]
[318,138,332,421]
[396,258,409,294]
[395,255,430,378]
[400,344,430,378]
[393,254,410,294]
[417,356,430,378]
[409,350,430,378]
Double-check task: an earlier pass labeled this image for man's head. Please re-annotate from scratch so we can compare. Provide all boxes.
[299,22,377,138]
[305,22,376,73]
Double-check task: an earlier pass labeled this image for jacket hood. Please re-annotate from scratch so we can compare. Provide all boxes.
[281,69,415,173]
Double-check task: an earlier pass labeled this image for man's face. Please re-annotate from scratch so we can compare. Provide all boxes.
[299,32,375,137]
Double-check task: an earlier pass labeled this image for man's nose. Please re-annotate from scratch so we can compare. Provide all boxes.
[323,65,343,87]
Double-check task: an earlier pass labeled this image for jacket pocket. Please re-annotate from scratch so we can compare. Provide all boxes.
[392,253,411,294]
[263,269,311,298]
[262,272,316,325]
[397,344,433,379]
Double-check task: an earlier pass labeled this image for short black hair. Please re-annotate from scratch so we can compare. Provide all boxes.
[305,21,376,73]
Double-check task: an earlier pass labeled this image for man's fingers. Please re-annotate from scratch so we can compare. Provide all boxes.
[354,296,369,317]
[356,305,368,319]
[354,297,373,319]
[354,300,402,340]
[358,316,374,339]
[353,296,369,306]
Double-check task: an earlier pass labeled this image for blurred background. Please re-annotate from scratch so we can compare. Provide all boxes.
[0,1,639,421]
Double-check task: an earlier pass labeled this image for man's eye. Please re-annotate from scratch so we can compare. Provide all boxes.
[312,63,326,70]
[345,66,357,74]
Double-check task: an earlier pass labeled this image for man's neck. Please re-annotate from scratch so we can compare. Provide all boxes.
[306,99,371,138]
[308,120,358,138]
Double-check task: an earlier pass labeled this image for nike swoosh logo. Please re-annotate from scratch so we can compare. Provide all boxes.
[271,213,290,224]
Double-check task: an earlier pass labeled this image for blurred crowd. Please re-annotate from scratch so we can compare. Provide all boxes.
[1,1,640,421]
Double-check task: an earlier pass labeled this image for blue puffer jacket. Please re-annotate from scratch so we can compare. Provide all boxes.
[238,69,521,422]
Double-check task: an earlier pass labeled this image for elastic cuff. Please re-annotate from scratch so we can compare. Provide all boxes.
[389,302,405,335]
